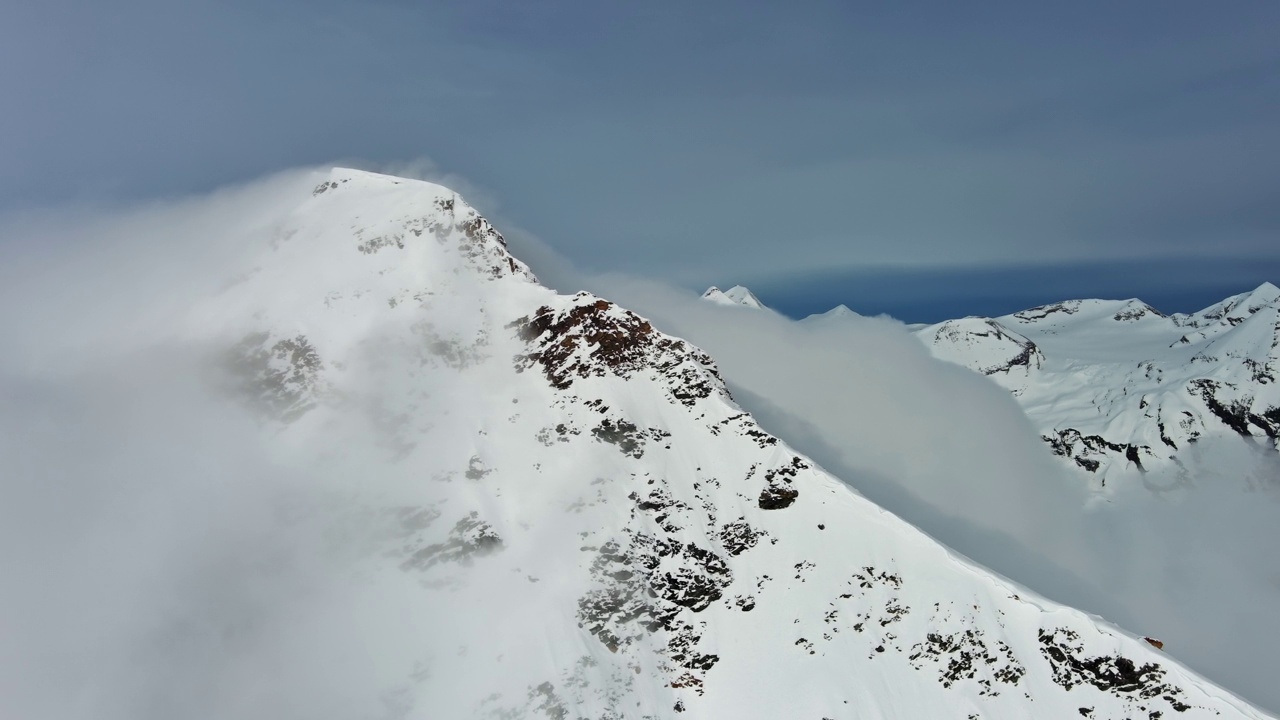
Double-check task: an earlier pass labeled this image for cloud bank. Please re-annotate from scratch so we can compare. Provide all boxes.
[0,168,474,719]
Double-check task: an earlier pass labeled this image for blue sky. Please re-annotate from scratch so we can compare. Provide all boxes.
[4,0,1278,320]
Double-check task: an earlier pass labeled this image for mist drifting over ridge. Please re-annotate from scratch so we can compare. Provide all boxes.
[0,166,1275,716]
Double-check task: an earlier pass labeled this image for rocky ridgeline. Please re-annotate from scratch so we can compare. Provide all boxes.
[199,169,1269,718]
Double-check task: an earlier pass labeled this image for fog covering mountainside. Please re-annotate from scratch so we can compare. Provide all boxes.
[692,282,1280,713]
[909,290,1280,713]
[911,291,1280,710]
[1,168,1272,719]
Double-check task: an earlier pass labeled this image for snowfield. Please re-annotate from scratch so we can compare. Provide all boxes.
[914,287,1280,487]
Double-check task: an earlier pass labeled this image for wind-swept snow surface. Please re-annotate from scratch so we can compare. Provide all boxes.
[1,169,1271,719]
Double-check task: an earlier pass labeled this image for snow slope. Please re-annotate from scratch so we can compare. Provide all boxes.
[913,289,1280,486]
[173,169,1271,718]
[698,283,1280,714]
[800,304,865,327]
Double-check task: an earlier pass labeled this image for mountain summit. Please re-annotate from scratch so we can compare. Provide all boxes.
[702,285,767,310]
[188,169,1270,718]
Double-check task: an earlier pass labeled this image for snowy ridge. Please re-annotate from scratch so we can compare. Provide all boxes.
[1171,283,1280,330]
[801,304,864,325]
[918,317,1045,394]
[193,169,1269,718]
[911,289,1280,483]
[702,285,767,310]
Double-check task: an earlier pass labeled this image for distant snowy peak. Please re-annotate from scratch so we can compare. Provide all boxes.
[913,284,1280,484]
[918,317,1044,389]
[702,285,767,309]
[722,285,765,309]
[699,286,734,306]
[801,304,863,323]
[1172,281,1280,330]
[1007,298,1166,329]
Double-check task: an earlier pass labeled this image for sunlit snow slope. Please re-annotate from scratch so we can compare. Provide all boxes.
[196,169,1270,718]
[914,289,1280,486]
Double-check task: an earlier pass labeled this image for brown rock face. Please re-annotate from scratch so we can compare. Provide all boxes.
[511,293,725,406]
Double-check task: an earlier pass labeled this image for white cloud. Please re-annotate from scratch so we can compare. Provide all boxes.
[0,169,462,719]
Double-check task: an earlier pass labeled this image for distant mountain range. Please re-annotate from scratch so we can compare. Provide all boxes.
[708,281,1280,486]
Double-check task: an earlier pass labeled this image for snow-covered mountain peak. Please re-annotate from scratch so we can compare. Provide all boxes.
[702,284,766,309]
[327,165,441,189]
[177,171,1271,718]
[1006,298,1167,333]
[192,166,535,337]
[1112,298,1167,322]
[1173,282,1280,330]
[1253,280,1280,303]
[918,317,1044,392]
[801,304,863,323]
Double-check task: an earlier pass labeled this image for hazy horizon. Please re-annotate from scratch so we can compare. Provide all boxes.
[4,2,1279,320]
